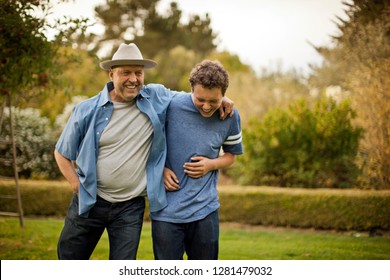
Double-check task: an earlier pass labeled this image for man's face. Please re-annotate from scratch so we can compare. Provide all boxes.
[191,84,223,118]
[109,65,144,102]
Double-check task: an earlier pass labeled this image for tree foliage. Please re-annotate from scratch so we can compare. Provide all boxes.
[229,97,363,188]
[226,69,311,124]
[0,0,94,111]
[148,45,200,91]
[85,0,217,59]
[33,47,108,123]
[0,0,55,100]
[309,0,390,189]
[67,0,220,94]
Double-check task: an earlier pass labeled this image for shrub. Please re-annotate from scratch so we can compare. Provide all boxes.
[0,107,61,179]
[230,97,363,188]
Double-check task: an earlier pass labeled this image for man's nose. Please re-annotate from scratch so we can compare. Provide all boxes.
[128,73,137,82]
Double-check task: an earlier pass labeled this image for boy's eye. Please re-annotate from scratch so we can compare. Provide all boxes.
[198,99,217,103]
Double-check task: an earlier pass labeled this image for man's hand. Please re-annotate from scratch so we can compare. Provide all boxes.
[219,96,234,120]
[54,149,80,195]
[164,167,180,191]
[70,181,80,195]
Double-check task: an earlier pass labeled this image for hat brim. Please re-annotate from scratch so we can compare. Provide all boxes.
[99,59,157,70]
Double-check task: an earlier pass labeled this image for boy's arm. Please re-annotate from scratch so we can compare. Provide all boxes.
[183,153,236,179]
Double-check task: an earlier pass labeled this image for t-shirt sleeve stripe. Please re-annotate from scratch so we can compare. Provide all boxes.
[224,132,242,145]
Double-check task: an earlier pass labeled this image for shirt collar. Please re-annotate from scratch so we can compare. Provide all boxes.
[97,82,114,107]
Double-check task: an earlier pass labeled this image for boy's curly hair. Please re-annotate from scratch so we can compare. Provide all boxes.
[189,60,229,95]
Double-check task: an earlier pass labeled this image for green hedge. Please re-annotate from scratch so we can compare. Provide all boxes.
[1,180,389,231]
[219,186,390,231]
[0,180,72,216]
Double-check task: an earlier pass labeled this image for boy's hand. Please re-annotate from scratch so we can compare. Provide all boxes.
[183,156,214,178]
[163,167,180,191]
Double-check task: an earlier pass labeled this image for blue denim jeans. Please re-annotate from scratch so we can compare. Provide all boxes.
[57,194,145,260]
[152,210,219,260]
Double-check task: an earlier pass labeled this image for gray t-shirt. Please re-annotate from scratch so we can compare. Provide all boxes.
[97,100,152,202]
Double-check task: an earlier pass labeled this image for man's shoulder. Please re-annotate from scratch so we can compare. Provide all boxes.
[75,83,110,110]
[71,94,102,118]
[143,83,169,93]
[143,84,187,97]
[74,95,98,108]
[170,92,190,102]
[142,84,181,107]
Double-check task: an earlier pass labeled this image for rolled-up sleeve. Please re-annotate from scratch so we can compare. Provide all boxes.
[55,106,83,161]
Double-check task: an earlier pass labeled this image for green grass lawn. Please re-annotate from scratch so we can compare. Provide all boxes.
[0,217,389,260]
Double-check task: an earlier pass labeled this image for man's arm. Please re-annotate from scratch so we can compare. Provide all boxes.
[151,84,234,119]
[54,149,80,194]
[183,153,236,179]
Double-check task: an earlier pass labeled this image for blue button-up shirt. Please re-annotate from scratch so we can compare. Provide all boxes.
[55,82,177,217]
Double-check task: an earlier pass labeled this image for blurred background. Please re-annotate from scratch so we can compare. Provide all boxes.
[1,0,389,190]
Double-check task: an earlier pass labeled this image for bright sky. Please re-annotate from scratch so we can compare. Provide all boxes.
[49,0,349,75]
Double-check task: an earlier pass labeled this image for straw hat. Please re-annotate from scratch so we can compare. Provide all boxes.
[99,43,157,70]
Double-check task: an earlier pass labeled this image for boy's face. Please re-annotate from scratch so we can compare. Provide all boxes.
[191,84,223,118]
